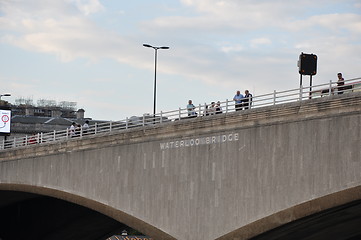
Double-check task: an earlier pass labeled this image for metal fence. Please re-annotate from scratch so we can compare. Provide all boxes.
[1,77,360,150]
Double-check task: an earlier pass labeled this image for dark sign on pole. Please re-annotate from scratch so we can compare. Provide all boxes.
[299,53,317,76]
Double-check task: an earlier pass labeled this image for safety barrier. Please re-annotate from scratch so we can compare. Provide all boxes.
[1,77,360,150]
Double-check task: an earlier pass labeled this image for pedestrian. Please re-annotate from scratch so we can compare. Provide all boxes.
[243,90,253,110]
[187,100,197,117]
[215,101,222,114]
[203,104,209,116]
[233,90,244,111]
[337,72,345,94]
[207,102,216,115]
[28,133,37,145]
[69,122,76,138]
[83,120,89,135]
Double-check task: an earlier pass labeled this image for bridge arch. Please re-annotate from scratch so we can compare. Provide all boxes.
[0,183,175,240]
[217,185,361,240]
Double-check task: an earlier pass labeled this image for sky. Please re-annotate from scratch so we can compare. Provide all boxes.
[0,0,360,121]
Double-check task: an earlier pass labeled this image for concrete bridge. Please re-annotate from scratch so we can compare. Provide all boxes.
[1,92,361,240]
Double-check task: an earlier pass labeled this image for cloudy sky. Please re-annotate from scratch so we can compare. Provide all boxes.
[1,0,360,120]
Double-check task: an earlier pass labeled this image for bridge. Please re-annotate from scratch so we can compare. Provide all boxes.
[1,89,361,239]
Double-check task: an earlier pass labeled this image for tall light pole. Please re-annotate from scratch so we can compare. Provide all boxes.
[0,93,11,100]
[143,44,169,116]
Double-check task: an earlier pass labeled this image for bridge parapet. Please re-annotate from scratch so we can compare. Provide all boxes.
[2,77,361,150]
[2,91,361,160]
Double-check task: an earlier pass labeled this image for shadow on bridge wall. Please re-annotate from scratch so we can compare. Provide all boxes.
[0,183,176,240]
[216,185,361,240]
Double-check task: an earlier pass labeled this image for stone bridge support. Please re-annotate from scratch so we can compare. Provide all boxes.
[1,93,361,239]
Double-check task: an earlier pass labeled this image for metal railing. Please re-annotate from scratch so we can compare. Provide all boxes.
[1,77,360,150]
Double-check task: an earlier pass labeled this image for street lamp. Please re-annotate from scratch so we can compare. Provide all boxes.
[143,43,169,117]
[0,93,11,100]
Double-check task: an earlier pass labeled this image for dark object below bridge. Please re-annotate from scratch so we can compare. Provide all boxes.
[250,200,361,240]
[0,191,139,240]
[106,236,152,240]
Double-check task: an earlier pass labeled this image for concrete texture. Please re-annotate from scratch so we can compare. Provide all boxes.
[1,92,361,240]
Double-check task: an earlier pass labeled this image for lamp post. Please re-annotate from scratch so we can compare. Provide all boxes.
[143,44,169,117]
[0,93,11,100]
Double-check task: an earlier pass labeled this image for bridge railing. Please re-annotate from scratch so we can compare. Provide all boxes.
[1,77,361,150]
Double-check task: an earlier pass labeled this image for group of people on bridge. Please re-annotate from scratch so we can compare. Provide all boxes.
[233,89,253,111]
[69,120,89,138]
[187,89,253,117]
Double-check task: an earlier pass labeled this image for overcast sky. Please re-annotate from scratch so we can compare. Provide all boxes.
[1,0,360,120]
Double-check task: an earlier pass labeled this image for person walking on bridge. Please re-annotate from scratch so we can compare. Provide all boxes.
[187,100,197,117]
[243,90,253,110]
[233,90,244,111]
[69,122,76,138]
[83,120,89,135]
[337,72,345,94]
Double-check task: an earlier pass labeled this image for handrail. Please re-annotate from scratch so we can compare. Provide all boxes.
[1,77,360,150]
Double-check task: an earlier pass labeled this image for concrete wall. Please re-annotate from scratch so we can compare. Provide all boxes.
[1,93,361,240]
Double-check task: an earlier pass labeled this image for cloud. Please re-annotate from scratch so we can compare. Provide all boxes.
[1,0,360,111]
[220,44,244,53]
[151,0,300,31]
[250,38,272,48]
[284,13,361,35]
[68,0,104,15]
[0,1,137,63]
[145,0,361,44]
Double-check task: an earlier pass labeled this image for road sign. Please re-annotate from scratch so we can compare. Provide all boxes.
[0,109,11,134]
